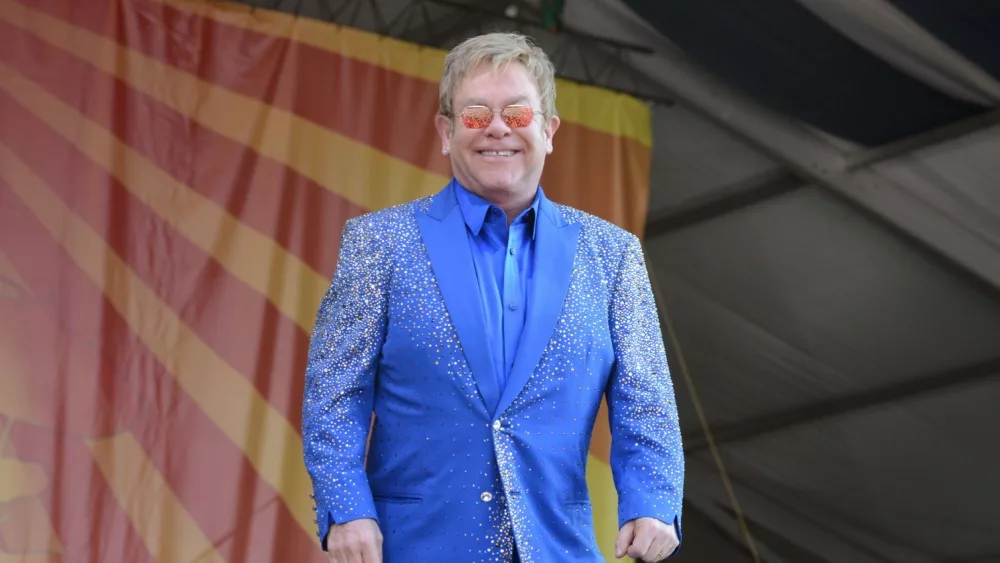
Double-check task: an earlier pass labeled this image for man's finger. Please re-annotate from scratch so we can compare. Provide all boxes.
[615,520,636,559]
[348,543,368,563]
[340,548,357,563]
[332,542,362,563]
[627,521,656,559]
[362,536,381,563]
[646,536,670,562]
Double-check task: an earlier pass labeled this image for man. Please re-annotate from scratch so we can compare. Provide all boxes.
[302,32,683,563]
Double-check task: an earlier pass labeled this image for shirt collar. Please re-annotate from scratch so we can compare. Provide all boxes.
[453,178,542,239]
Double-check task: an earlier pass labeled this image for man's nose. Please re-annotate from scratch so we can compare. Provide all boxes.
[484,112,511,137]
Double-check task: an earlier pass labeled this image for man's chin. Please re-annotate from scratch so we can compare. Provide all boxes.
[459,171,535,199]
[476,180,520,197]
[467,171,508,187]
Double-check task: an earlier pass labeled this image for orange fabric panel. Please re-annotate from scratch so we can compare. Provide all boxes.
[0,8,360,278]
[17,0,651,235]
[0,183,157,563]
[0,0,654,559]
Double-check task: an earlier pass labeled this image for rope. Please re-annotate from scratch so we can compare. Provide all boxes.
[643,242,762,563]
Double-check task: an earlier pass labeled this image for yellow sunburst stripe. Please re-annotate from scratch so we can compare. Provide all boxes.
[88,433,226,563]
[587,453,628,561]
[0,141,317,539]
[0,60,326,333]
[0,263,45,428]
[0,482,62,563]
[0,270,63,557]
[0,553,58,563]
[153,0,653,148]
[0,246,31,298]
[0,0,447,214]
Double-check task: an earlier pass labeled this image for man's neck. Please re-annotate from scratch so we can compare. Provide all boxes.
[500,202,530,226]
[481,188,537,226]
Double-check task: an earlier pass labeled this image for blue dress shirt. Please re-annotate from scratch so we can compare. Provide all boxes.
[453,180,540,395]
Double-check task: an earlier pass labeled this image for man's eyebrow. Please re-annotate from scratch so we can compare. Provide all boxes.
[460,95,532,107]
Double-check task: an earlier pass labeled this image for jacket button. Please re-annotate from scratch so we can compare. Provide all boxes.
[492,420,502,431]
[481,491,493,502]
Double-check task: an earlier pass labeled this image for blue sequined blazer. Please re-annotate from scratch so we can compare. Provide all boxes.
[302,182,684,562]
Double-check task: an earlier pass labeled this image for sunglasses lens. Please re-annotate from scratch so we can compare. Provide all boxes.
[502,106,535,128]
[461,106,493,129]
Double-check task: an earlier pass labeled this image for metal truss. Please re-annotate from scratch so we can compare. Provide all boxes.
[233,0,676,105]
[684,355,1000,452]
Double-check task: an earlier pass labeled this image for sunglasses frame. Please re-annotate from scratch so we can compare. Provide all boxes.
[455,104,544,129]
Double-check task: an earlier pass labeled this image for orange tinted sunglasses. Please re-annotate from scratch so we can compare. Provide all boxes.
[458,105,542,129]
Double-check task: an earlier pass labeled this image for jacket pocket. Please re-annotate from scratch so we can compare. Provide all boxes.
[565,499,593,528]
[374,493,424,554]
[372,493,423,505]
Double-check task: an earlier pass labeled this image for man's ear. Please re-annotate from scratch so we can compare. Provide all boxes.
[434,114,453,155]
[544,115,560,154]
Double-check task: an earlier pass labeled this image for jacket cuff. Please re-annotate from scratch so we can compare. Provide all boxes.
[618,496,684,558]
[315,490,379,551]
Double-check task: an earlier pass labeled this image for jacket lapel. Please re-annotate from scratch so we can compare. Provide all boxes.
[495,198,580,417]
[415,183,501,415]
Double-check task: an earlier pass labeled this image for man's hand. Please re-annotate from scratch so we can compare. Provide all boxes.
[326,518,382,563]
[615,517,678,562]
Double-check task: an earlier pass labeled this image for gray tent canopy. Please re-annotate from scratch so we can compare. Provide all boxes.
[238,0,1000,560]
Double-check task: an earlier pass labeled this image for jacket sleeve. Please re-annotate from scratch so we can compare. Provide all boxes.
[606,233,685,555]
[302,217,390,549]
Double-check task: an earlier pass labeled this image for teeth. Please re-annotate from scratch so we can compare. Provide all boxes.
[480,150,515,156]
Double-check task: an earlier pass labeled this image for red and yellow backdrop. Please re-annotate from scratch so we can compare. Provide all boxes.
[0,0,653,560]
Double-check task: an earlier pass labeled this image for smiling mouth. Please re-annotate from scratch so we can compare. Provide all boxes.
[478,150,518,157]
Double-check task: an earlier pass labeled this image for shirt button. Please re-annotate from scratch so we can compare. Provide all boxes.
[493,420,502,431]
[481,491,493,502]
[508,303,517,310]
[509,248,514,255]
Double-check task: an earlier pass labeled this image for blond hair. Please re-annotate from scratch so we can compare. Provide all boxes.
[438,32,557,123]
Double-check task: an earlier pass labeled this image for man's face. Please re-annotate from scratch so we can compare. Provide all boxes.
[435,62,560,205]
